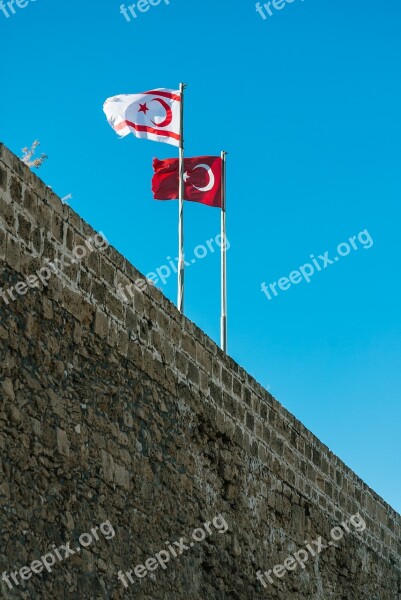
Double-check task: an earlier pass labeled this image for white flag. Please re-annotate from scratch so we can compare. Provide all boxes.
[103,88,181,147]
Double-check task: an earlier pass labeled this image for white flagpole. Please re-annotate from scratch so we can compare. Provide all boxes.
[177,83,186,313]
[220,151,227,352]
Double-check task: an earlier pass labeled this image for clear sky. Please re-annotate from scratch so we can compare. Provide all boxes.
[1,0,400,512]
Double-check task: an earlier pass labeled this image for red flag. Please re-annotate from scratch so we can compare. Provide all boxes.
[152,156,222,208]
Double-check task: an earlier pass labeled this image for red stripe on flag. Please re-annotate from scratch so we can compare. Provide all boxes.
[142,90,181,101]
[115,121,181,141]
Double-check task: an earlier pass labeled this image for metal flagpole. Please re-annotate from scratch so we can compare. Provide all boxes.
[220,151,227,352]
[177,83,186,313]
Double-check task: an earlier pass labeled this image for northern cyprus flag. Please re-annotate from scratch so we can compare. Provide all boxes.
[103,89,181,147]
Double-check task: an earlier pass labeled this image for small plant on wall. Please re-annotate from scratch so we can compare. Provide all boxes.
[21,140,48,169]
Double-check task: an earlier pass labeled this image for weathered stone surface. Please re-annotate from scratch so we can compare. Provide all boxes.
[0,144,400,599]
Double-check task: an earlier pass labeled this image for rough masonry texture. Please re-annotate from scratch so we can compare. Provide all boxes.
[0,142,400,600]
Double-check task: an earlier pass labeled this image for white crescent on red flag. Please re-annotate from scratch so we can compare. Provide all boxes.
[152,156,222,208]
[103,89,181,147]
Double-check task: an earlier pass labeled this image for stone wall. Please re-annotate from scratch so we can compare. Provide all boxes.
[0,142,400,599]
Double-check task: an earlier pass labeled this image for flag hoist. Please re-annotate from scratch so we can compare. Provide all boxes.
[177,83,186,313]
[220,151,227,352]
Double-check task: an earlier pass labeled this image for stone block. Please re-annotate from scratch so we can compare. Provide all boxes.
[57,428,70,456]
[0,163,7,190]
[0,195,15,231]
[6,235,21,271]
[94,309,109,338]
[9,176,22,204]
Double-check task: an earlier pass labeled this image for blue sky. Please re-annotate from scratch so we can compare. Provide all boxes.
[1,0,400,512]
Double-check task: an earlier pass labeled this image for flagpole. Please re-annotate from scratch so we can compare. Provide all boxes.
[220,151,227,352]
[177,83,186,313]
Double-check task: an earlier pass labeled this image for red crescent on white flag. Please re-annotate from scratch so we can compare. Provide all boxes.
[150,98,173,128]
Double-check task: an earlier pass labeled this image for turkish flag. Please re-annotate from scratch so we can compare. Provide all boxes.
[103,89,181,147]
[152,156,222,208]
